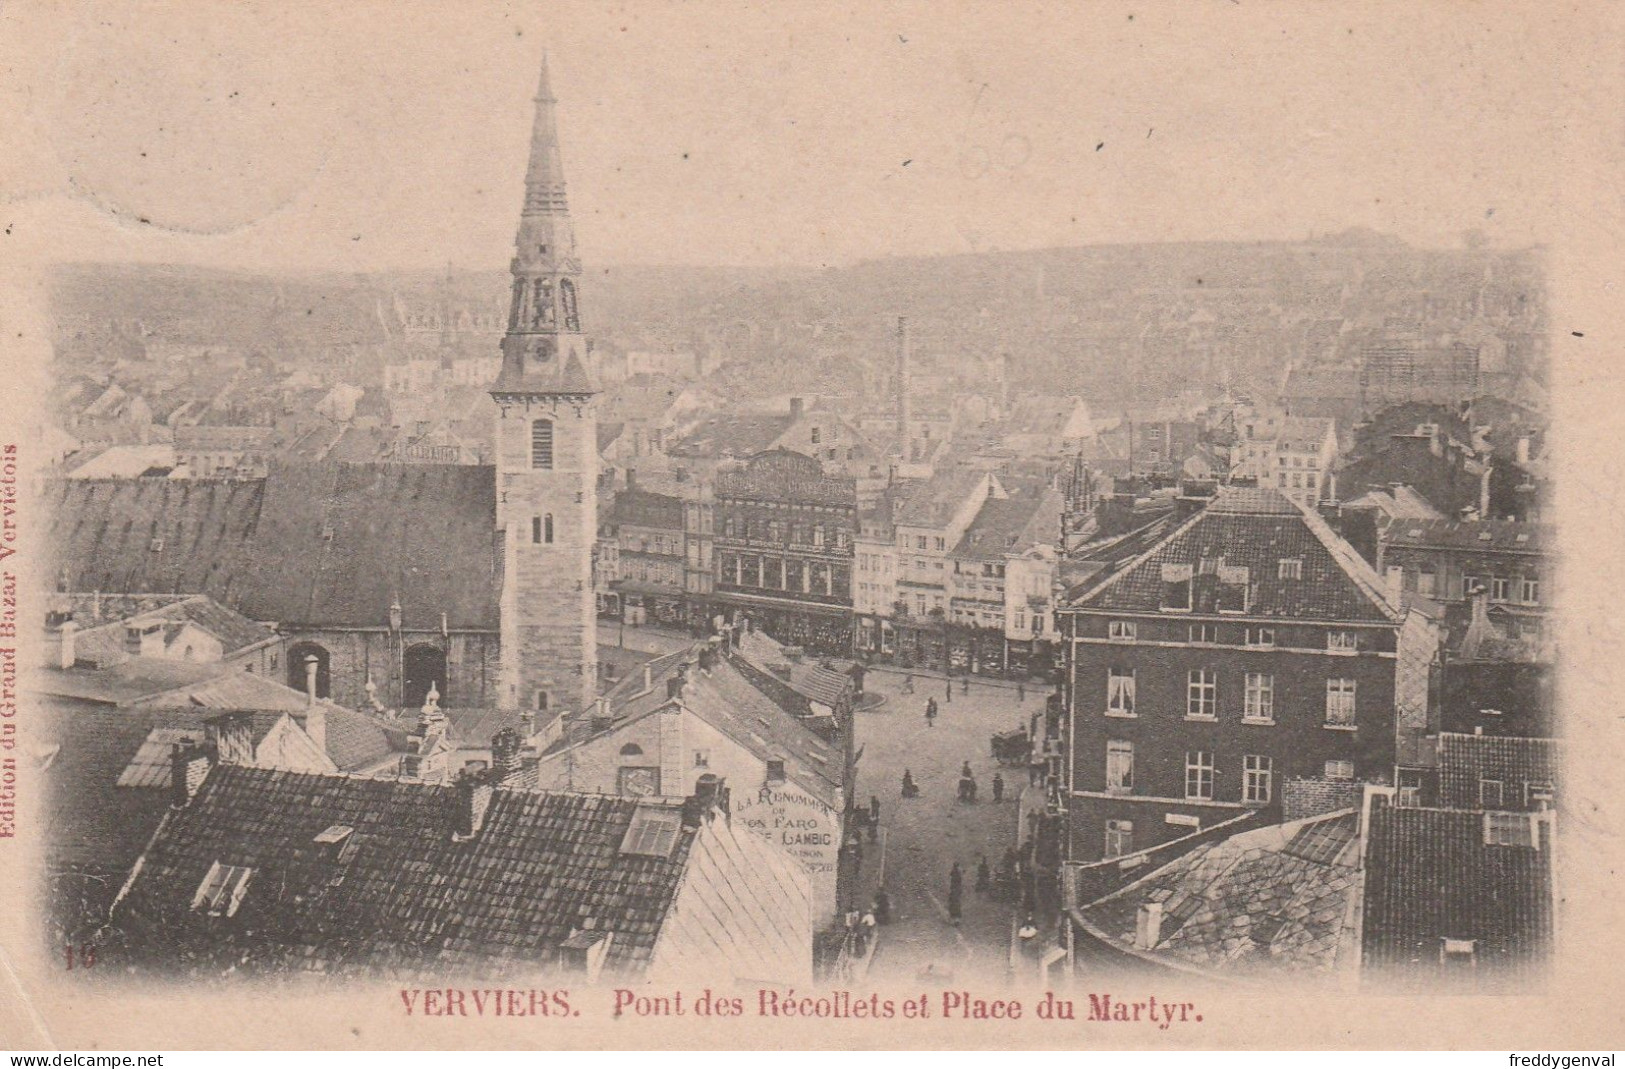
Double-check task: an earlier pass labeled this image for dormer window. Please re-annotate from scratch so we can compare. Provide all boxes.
[766,759,787,784]
[1484,812,1536,848]
[1278,559,1303,581]
[1440,937,1477,967]
[1160,564,1192,612]
[191,861,254,918]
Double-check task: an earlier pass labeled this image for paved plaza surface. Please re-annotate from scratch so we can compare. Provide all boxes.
[853,668,1040,983]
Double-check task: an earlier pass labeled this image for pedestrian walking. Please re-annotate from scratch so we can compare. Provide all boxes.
[925,701,936,728]
[902,769,918,797]
[945,679,952,703]
[869,795,881,825]
[975,854,991,894]
[962,676,970,696]
[992,772,1004,803]
[949,861,963,897]
[873,889,891,925]
[948,882,963,922]
[860,909,877,952]
[903,673,915,694]
[1017,683,1026,703]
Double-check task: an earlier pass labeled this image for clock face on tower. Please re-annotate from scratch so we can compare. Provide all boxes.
[530,338,556,363]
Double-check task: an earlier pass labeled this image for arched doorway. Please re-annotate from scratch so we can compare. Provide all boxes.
[287,642,331,699]
[403,643,448,709]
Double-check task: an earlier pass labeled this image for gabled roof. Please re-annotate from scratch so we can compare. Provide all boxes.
[32,659,315,709]
[1066,486,1402,623]
[1361,800,1555,985]
[733,629,854,710]
[1077,810,1362,980]
[1343,485,1446,523]
[1381,519,1550,555]
[46,463,502,630]
[1437,733,1559,811]
[894,467,995,528]
[668,410,793,460]
[112,767,698,977]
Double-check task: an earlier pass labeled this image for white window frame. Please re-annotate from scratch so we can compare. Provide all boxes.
[1243,755,1273,804]
[1325,678,1357,728]
[1108,620,1137,642]
[1491,576,1510,601]
[1106,740,1134,794]
[1187,668,1217,720]
[1327,630,1358,652]
[1106,667,1136,717]
[1520,577,1539,605]
[1243,672,1274,723]
[1245,626,1275,648]
[1324,759,1355,780]
[1188,623,1218,645]
[1184,750,1214,801]
[1278,559,1303,580]
[1104,819,1134,859]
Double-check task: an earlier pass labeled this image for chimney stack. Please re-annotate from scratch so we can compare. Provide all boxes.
[452,769,496,840]
[895,316,912,442]
[304,654,320,704]
[684,773,730,828]
[490,727,523,782]
[170,738,213,808]
[1516,434,1531,465]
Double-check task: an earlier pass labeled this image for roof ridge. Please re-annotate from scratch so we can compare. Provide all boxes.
[1069,506,1208,606]
[1292,497,1403,621]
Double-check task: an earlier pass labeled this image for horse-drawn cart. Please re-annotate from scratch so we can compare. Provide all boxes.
[990,727,1030,767]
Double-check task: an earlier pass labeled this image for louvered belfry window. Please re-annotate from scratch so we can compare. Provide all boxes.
[532,419,554,469]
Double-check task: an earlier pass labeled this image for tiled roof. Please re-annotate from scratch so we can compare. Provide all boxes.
[1077,811,1361,980]
[894,467,994,528]
[715,449,855,508]
[38,700,283,870]
[112,767,696,977]
[32,659,313,709]
[315,705,410,773]
[1360,801,1555,984]
[733,630,854,710]
[1276,416,1335,452]
[952,496,1043,562]
[1381,519,1550,555]
[1067,487,1402,623]
[668,411,793,460]
[46,462,502,630]
[1436,733,1559,811]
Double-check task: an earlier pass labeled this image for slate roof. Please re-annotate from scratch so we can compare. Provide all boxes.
[1067,486,1402,623]
[63,595,276,664]
[894,467,995,528]
[1436,733,1559,811]
[32,660,314,709]
[1381,519,1550,555]
[668,410,793,460]
[1360,801,1555,984]
[1343,485,1446,523]
[111,767,697,978]
[1077,811,1362,980]
[733,629,854,711]
[38,701,284,871]
[45,462,502,630]
[952,487,1063,561]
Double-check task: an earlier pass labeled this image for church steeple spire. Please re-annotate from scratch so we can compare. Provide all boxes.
[522,50,569,217]
[491,50,593,398]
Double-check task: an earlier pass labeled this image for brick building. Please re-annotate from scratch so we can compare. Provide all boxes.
[710,449,856,655]
[1057,486,1435,864]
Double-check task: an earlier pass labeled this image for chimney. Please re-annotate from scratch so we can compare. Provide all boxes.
[55,619,78,670]
[452,769,496,840]
[642,662,655,692]
[896,315,912,440]
[789,396,805,421]
[300,702,327,758]
[684,773,730,828]
[1516,434,1531,465]
[1479,464,1492,520]
[303,654,320,703]
[490,727,523,782]
[170,738,213,808]
[205,712,257,766]
[1135,901,1165,950]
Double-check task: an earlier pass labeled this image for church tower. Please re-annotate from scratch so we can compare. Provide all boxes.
[491,52,598,716]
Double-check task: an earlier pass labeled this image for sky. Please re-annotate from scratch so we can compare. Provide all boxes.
[0,0,1608,272]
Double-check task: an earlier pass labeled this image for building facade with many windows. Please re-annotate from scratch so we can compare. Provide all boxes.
[1057,487,1435,864]
[710,449,857,655]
